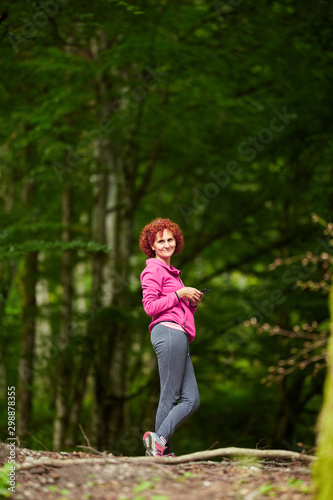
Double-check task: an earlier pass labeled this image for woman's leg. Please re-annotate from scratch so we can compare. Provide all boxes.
[151,324,200,443]
[157,350,200,442]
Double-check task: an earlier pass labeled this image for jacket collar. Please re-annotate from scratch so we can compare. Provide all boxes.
[146,258,181,275]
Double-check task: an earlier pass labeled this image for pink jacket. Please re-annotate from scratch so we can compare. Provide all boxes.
[140,258,197,342]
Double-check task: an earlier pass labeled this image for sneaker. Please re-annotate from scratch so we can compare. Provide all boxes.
[143,431,166,457]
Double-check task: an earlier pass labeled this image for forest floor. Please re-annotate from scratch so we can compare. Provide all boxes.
[0,442,314,500]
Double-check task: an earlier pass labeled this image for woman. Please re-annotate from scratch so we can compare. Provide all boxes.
[139,217,203,457]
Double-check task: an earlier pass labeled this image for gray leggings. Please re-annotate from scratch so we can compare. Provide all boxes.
[151,323,200,445]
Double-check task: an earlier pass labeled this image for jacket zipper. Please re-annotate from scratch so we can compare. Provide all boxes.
[178,277,186,330]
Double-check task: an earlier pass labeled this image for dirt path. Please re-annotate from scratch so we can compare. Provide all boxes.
[0,443,313,499]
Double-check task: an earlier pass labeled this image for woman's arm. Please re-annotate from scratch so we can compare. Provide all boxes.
[141,271,180,317]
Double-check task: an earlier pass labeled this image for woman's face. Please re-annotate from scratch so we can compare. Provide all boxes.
[152,229,176,263]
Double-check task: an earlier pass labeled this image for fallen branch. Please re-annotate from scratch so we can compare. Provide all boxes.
[76,445,107,456]
[16,456,117,471]
[154,447,317,465]
[15,446,316,471]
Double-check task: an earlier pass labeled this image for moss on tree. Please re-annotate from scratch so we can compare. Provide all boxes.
[313,275,333,499]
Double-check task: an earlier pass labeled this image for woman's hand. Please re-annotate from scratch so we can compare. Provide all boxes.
[189,296,202,307]
[177,287,203,306]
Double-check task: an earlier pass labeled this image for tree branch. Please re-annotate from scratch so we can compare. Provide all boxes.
[16,446,316,471]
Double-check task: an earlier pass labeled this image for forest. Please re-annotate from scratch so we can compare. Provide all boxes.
[0,0,333,497]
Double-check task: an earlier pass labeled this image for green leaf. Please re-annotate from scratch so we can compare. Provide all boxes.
[133,481,154,493]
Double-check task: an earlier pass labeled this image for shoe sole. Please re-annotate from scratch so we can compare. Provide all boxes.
[143,433,155,456]
[143,432,153,456]
[143,433,165,457]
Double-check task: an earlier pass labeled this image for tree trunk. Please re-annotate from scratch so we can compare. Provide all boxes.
[269,300,305,449]
[65,263,92,448]
[0,257,18,394]
[88,150,133,453]
[65,361,90,448]
[53,183,74,450]
[270,374,305,448]
[0,166,18,397]
[17,179,38,442]
[89,162,108,448]
[88,30,126,451]
[90,140,134,453]
[313,274,333,499]
[104,183,132,451]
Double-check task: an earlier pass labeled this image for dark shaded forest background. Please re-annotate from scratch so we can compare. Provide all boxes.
[0,0,332,458]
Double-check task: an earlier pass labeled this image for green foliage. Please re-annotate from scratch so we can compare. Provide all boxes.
[258,477,311,496]
[46,485,71,496]
[59,489,70,496]
[0,464,12,497]
[132,476,164,497]
[259,482,279,496]
[0,240,109,258]
[183,472,196,478]
[287,477,310,492]
[48,485,58,492]
[133,481,154,493]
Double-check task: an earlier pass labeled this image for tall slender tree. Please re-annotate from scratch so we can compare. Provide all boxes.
[313,273,333,499]
[53,182,74,449]
[17,177,38,440]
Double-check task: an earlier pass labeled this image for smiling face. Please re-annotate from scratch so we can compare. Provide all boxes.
[152,229,176,265]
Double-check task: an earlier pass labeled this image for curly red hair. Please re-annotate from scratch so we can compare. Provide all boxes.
[139,218,184,258]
